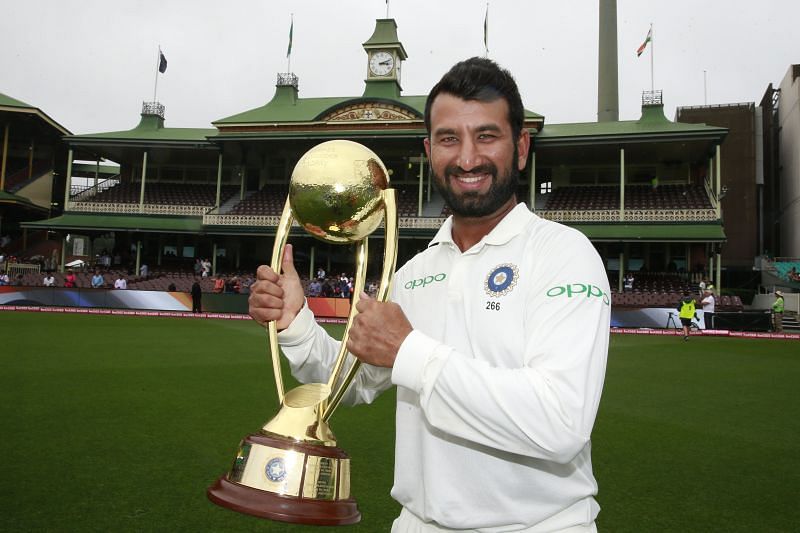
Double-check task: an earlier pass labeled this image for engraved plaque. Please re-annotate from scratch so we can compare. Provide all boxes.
[302,456,338,500]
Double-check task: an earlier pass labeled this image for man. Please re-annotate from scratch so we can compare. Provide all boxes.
[249,58,610,532]
[772,290,785,333]
[700,289,715,329]
[42,272,55,287]
[114,274,127,290]
[677,292,697,340]
[191,280,202,313]
[91,269,105,289]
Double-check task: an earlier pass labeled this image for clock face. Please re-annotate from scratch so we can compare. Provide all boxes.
[369,51,395,77]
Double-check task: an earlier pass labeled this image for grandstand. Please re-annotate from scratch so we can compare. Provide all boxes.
[1,16,795,328]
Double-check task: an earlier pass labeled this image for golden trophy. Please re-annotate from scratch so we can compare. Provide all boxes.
[207,140,398,525]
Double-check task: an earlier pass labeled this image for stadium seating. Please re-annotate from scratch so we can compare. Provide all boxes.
[79,182,238,206]
[544,184,711,211]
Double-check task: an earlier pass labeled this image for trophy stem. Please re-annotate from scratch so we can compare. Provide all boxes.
[323,190,398,422]
[267,199,295,404]
[323,239,368,414]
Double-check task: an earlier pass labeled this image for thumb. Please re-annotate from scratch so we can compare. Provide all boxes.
[281,244,299,277]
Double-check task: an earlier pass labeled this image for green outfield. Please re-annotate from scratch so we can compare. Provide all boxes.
[1,312,798,532]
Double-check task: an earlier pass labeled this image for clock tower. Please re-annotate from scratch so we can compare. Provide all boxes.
[362,18,408,99]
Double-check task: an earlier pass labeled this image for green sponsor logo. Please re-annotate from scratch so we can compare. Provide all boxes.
[404,272,447,290]
[546,283,610,305]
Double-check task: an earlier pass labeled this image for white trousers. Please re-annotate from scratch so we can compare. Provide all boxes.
[391,507,598,533]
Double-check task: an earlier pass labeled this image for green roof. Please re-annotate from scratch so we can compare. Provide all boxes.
[214,87,543,127]
[22,213,204,233]
[567,222,726,242]
[0,190,48,212]
[0,92,34,109]
[539,105,727,143]
[66,114,215,143]
[363,19,408,59]
[0,92,71,135]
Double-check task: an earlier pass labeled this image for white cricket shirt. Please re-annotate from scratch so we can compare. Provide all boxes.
[279,204,611,532]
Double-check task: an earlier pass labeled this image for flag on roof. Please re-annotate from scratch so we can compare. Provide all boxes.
[637,27,652,57]
[483,4,489,54]
[287,17,293,57]
[158,50,167,73]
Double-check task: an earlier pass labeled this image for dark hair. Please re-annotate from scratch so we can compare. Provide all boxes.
[424,57,525,142]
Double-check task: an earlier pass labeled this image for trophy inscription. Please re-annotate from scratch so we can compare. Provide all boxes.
[207,140,398,525]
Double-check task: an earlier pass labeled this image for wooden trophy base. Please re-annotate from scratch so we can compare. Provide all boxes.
[207,433,360,526]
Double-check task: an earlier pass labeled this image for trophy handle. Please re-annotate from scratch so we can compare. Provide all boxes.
[323,189,398,421]
[267,198,295,404]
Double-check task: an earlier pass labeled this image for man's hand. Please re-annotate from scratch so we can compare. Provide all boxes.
[346,292,413,368]
[248,244,304,329]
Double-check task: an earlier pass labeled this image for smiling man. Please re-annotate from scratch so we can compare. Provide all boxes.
[249,57,611,532]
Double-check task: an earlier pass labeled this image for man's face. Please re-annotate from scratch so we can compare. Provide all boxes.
[424,93,529,217]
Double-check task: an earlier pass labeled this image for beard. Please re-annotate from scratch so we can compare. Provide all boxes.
[431,146,520,218]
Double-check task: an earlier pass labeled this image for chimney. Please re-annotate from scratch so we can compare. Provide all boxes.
[597,0,619,122]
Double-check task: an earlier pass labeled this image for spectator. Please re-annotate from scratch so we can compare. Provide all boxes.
[191,281,202,313]
[700,289,715,329]
[772,290,785,333]
[114,274,127,289]
[64,269,76,288]
[0,269,9,285]
[623,273,634,292]
[316,267,326,280]
[139,263,149,278]
[91,269,105,288]
[167,282,177,292]
[788,267,800,282]
[308,278,322,297]
[194,259,202,276]
[201,258,211,278]
[43,272,55,287]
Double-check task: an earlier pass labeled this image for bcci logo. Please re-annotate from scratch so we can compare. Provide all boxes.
[265,457,287,483]
[484,263,519,297]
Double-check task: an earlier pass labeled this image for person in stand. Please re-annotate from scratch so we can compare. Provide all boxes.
[700,289,715,329]
[91,269,105,288]
[114,274,127,290]
[64,269,76,288]
[677,291,697,340]
[249,58,610,532]
[191,280,202,313]
[772,290,785,333]
[43,271,55,287]
[0,269,9,285]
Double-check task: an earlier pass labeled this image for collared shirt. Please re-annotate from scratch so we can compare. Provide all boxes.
[280,204,610,531]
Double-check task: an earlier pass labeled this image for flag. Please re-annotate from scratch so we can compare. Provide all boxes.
[636,27,652,57]
[286,18,293,58]
[158,50,167,73]
[483,4,489,53]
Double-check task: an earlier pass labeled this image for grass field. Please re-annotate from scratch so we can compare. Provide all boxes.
[1,311,798,532]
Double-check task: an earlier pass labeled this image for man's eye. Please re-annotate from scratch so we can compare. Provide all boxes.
[478,133,496,140]
[439,136,457,144]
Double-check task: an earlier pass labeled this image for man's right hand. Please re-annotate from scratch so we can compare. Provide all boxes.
[248,244,304,329]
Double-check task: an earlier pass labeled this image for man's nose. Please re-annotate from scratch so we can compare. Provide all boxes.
[456,138,482,171]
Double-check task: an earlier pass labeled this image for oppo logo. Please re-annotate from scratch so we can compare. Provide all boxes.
[404,273,447,290]
[546,283,610,306]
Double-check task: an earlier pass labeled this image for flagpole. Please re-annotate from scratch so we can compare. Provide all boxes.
[153,46,161,102]
[287,14,293,72]
[484,3,489,58]
[386,0,390,18]
[649,23,654,93]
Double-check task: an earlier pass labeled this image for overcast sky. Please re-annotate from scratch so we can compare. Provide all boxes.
[2,0,798,135]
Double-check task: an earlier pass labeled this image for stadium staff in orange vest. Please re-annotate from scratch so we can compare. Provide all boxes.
[249,57,611,532]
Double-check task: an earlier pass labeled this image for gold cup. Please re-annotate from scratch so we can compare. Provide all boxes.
[207,140,398,525]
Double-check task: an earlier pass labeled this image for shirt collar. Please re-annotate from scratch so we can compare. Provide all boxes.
[429,203,534,250]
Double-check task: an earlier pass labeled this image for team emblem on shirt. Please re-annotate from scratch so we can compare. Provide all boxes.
[265,457,287,482]
[484,263,519,297]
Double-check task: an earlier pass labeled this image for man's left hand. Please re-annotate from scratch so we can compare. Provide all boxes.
[346,292,412,368]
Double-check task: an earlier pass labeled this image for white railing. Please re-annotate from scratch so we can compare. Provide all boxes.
[202,213,447,229]
[68,202,210,216]
[70,176,122,201]
[538,209,718,223]
[7,263,41,276]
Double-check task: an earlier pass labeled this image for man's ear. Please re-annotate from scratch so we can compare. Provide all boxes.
[516,129,531,171]
[423,137,431,159]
